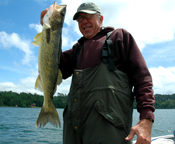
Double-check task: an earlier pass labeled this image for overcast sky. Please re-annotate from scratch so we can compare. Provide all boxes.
[0,0,175,95]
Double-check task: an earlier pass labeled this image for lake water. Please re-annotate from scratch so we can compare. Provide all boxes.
[0,107,175,144]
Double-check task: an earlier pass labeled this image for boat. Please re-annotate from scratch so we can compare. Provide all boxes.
[132,130,175,144]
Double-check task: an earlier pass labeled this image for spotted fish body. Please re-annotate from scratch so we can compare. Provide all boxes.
[32,2,66,128]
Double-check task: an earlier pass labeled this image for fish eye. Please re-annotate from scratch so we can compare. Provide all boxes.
[61,12,65,17]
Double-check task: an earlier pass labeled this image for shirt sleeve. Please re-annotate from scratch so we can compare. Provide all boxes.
[123,30,155,121]
[59,48,75,79]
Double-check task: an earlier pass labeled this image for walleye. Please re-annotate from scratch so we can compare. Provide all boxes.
[32,2,66,128]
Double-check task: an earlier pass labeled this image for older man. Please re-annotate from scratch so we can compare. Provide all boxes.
[40,2,155,144]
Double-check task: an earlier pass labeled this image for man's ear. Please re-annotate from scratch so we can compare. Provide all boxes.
[100,15,103,22]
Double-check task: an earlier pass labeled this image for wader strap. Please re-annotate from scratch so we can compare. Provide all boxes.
[101,31,116,71]
[76,31,116,71]
[107,31,113,39]
[106,39,116,71]
[76,44,83,67]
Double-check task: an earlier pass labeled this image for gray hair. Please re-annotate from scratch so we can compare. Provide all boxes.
[96,12,102,17]
[96,12,103,26]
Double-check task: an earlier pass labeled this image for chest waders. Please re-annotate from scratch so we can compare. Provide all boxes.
[63,32,134,144]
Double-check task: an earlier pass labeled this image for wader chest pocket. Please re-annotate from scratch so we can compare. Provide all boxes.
[95,99,124,128]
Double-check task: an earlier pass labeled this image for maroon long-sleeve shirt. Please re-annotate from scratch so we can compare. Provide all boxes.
[60,26,155,121]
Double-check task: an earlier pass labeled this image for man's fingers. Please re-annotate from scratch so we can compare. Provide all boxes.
[135,135,145,144]
[125,128,136,141]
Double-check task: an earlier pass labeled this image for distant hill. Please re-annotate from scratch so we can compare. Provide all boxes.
[0,91,175,109]
[0,91,67,108]
[154,94,175,109]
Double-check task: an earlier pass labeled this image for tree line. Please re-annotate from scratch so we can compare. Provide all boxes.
[0,91,68,108]
[0,91,175,109]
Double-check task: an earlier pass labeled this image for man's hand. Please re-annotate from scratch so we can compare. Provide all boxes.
[40,9,48,25]
[125,119,153,144]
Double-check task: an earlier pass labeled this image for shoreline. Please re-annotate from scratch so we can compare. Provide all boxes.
[0,106,41,108]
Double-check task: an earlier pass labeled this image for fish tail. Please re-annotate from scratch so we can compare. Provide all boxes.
[35,104,61,128]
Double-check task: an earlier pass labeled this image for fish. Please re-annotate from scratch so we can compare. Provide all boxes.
[32,2,66,128]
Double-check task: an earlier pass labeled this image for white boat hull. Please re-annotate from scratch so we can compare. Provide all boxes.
[132,135,174,144]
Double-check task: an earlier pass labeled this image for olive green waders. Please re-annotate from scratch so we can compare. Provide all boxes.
[63,63,134,144]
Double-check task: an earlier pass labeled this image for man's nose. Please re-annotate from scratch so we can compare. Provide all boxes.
[82,17,88,23]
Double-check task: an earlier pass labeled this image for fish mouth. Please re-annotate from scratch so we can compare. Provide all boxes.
[59,4,67,7]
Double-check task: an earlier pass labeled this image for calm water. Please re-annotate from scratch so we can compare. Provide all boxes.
[0,107,175,144]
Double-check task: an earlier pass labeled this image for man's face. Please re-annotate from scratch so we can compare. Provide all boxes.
[77,12,103,39]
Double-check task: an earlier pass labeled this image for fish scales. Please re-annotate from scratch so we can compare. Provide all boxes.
[32,2,66,128]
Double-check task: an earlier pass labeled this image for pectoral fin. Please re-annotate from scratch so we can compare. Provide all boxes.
[57,69,62,85]
[53,70,62,95]
[35,75,43,91]
[32,32,42,46]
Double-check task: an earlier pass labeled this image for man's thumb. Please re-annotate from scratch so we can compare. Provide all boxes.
[125,130,135,141]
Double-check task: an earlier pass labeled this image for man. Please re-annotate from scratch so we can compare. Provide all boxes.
[40,2,155,144]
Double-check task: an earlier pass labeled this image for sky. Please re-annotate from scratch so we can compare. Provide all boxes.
[0,0,175,96]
